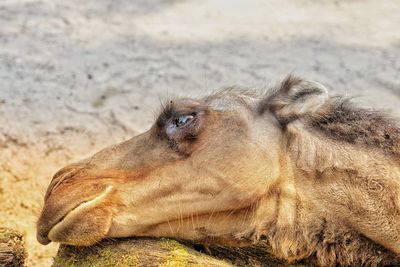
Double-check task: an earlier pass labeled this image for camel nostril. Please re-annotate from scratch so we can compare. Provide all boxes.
[44,166,85,201]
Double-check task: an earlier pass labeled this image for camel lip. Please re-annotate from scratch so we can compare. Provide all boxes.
[42,185,114,244]
[37,232,51,245]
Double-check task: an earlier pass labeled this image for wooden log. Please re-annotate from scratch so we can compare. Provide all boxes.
[0,228,27,267]
[53,238,305,267]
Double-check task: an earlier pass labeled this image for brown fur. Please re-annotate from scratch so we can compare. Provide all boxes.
[259,211,400,266]
[309,99,400,158]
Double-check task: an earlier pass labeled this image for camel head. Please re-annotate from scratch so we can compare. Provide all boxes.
[37,76,328,246]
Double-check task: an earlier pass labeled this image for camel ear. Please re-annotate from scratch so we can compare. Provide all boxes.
[260,75,329,125]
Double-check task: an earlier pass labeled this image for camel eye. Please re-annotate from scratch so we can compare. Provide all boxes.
[165,112,198,138]
[174,114,194,128]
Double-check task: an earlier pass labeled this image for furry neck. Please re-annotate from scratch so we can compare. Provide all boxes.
[253,121,400,265]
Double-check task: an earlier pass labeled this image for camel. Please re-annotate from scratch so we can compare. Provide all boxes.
[37,76,400,266]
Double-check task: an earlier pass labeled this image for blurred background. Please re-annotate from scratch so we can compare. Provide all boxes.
[0,0,399,266]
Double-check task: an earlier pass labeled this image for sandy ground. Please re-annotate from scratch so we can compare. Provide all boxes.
[0,0,399,266]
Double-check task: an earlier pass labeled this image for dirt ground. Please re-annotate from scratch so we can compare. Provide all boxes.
[0,0,399,266]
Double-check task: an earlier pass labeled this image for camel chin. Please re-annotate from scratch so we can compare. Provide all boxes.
[45,186,114,246]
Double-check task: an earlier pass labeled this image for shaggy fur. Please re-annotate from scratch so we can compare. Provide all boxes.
[261,216,400,266]
[308,99,400,158]
[257,76,400,266]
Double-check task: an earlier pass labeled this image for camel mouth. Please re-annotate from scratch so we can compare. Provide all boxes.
[45,185,114,244]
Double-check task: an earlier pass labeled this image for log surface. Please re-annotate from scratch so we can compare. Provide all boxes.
[0,228,27,267]
[53,238,305,267]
